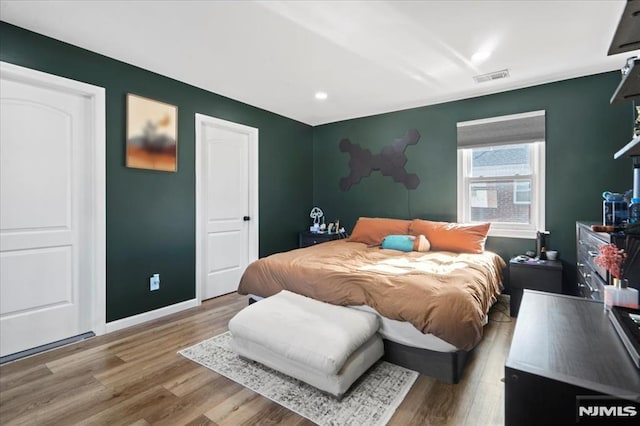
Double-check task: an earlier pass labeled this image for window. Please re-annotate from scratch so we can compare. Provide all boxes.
[513,181,531,205]
[457,111,545,239]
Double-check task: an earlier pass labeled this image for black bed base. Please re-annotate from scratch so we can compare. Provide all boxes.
[382,339,471,384]
[246,297,471,383]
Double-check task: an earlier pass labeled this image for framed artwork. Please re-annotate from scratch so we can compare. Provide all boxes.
[126,94,178,172]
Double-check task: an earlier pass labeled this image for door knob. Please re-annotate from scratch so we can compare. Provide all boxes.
[243,216,250,221]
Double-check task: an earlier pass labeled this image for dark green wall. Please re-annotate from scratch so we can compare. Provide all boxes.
[2,20,632,318]
[313,72,633,293]
[0,22,313,322]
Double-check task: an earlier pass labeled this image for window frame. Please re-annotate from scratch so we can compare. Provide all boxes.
[457,141,545,239]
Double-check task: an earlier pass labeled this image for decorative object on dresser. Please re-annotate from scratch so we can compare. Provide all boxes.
[299,231,341,248]
[576,221,614,300]
[594,242,626,279]
[576,221,640,302]
[505,290,640,426]
[604,276,639,311]
[595,242,639,311]
[602,191,629,226]
[508,257,562,317]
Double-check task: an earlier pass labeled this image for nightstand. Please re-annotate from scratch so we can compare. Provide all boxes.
[508,258,563,317]
[298,231,341,248]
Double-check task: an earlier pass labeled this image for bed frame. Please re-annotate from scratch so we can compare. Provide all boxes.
[247,297,472,384]
[382,339,471,383]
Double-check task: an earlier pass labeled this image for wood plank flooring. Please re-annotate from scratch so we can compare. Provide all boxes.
[0,293,515,425]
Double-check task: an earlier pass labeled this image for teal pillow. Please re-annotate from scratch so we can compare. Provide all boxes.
[381,235,414,252]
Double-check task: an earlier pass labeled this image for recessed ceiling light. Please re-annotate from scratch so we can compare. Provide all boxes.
[315,92,328,100]
[472,50,491,62]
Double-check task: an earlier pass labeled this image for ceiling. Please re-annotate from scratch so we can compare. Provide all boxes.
[1,0,636,126]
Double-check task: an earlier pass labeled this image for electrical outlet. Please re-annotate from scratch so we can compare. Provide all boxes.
[150,273,160,291]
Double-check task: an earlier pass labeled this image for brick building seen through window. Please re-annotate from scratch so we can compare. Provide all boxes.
[469,145,531,224]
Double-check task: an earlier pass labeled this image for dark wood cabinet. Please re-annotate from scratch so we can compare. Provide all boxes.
[505,290,640,426]
[576,221,612,301]
[298,231,340,248]
[508,258,563,317]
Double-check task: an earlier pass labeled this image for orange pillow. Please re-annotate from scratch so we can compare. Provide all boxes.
[409,219,490,254]
[349,217,411,246]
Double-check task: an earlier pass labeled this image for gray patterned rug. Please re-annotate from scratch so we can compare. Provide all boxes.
[179,332,418,426]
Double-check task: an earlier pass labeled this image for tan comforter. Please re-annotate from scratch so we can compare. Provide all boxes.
[237,240,505,350]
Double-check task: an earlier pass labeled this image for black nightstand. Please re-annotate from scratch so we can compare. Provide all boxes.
[508,258,563,317]
[298,231,341,248]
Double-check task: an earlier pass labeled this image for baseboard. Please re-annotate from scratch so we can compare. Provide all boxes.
[105,298,199,333]
[1,331,95,365]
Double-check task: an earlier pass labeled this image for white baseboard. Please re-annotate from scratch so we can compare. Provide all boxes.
[105,298,200,334]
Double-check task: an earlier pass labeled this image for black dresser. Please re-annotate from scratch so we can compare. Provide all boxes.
[576,221,613,301]
[505,290,640,426]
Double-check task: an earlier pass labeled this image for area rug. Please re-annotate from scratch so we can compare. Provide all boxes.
[179,332,418,426]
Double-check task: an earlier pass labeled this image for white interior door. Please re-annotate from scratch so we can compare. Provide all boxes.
[0,62,105,357]
[196,114,258,301]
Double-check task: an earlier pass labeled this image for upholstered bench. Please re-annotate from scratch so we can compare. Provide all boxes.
[228,290,383,398]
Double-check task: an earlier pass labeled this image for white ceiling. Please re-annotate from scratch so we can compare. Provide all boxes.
[1,0,636,126]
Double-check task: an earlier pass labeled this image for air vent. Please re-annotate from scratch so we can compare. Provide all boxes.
[473,69,510,83]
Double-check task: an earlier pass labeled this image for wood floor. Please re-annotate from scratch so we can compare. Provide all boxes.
[0,293,515,426]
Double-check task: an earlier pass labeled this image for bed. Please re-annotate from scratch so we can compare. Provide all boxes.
[236,217,506,383]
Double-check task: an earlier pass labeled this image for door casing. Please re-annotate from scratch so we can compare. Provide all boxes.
[0,61,106,353]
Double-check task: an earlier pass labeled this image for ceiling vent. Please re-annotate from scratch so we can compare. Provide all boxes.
[473,69,510,83]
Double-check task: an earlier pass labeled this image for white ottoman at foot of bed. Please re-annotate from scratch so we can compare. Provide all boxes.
[228,290,383,398]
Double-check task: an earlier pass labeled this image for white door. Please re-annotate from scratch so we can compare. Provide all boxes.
[196,114,258,301]
[0,62,106,357]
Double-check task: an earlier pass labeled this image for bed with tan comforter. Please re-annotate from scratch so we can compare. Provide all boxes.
[237,239,505,351]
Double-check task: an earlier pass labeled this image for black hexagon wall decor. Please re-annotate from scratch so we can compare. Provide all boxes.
[339,129,420,191]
